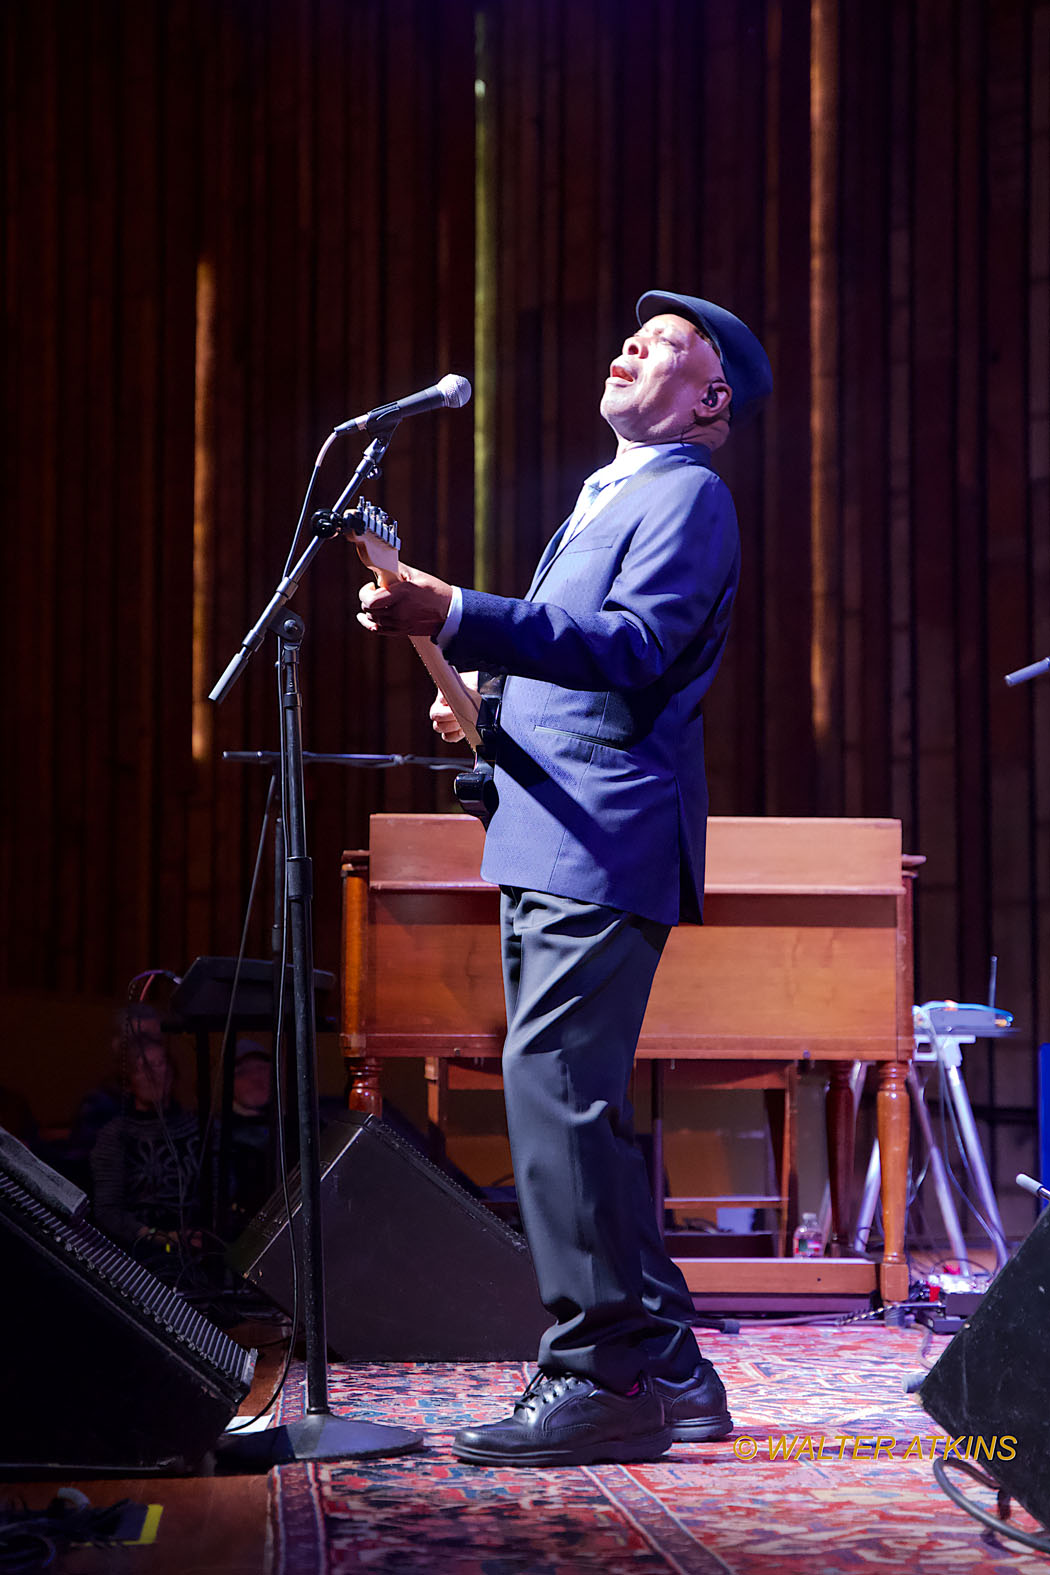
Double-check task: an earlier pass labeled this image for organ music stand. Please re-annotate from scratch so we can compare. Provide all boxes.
[188,754,465,1233]
[169,956,335,1234]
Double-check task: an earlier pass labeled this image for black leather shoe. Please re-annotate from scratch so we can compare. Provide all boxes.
[452,1371,673,1467]
[653,1358,733,1442]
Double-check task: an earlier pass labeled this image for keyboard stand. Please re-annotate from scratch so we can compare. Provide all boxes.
[849,1005,1011,1271]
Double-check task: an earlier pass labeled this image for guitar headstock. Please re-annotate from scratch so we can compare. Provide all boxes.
[345,499,402,581]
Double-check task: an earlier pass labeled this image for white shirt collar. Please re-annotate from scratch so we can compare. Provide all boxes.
[586,443,684,489]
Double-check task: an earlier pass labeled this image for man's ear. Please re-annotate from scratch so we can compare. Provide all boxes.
[697,379,732,417]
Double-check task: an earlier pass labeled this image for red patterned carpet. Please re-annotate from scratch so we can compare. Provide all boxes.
[269,1325,1047,1573]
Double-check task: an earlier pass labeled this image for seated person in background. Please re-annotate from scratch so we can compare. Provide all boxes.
[59,1009,141,1190]
[214,1039,273,1234]
[90,1015,201,1270]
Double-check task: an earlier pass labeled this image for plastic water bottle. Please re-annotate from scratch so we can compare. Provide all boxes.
[793,1211,823,1258]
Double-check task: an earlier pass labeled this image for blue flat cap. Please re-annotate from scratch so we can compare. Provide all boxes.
[636,290,772,426]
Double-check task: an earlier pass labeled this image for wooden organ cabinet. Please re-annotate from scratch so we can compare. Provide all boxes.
[341,815,920,1303]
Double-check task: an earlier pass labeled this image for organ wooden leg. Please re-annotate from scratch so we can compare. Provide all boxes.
[877,1060,910,1302]
[826,1062,855,1255]
[764,1085,787,1253]
[765,1067,799,1255]
[425,1056,449,1162]
[340,848,381,1115]
[345,1056,383,1116]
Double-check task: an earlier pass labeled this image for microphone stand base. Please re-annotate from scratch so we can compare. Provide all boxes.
[216,1412,424,1472]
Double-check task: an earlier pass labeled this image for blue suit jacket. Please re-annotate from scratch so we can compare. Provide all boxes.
[445,446,740,926]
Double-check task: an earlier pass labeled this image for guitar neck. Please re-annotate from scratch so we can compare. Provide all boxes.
[365,537,481,751]
[408,636,482,749]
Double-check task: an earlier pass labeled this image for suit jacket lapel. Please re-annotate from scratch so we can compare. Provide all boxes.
[525,516,573,597]
[526,448,712,601]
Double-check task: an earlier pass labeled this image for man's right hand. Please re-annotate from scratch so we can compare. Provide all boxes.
[430,673,479,744]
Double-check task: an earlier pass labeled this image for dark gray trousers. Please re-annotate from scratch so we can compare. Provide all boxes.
[499,887,702,1392]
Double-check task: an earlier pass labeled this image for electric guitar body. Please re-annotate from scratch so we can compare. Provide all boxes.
[347,500,500,827]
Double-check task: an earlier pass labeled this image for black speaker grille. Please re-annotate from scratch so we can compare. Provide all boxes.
[0,1172,254,1398]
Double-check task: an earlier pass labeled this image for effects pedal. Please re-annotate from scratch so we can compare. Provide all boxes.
[912,1268,986,1333]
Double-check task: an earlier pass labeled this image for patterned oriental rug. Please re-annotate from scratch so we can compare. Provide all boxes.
[269,1325,1047,1574]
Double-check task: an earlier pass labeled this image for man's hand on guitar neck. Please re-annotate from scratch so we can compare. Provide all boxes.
[431,674,480,745]
[357,563,453,636]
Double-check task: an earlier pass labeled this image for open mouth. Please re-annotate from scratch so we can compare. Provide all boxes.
[608,363,635,383]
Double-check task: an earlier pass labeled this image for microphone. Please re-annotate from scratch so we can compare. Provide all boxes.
[1005,657,1050,687]
[335,374,471,434]
[1017,1172,1050,1203]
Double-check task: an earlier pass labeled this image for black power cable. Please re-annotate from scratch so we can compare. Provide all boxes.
[933,1454,1050,1556]
[0,1495,136,1572]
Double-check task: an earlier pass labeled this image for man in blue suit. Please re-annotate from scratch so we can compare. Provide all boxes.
[358,290,771,1466]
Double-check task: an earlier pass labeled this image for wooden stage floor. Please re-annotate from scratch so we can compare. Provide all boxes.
[4,1323,282,1575]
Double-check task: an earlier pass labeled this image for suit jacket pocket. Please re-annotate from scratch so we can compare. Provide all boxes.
[535,680,639,750]
[558,531,621,555]
[536,723,630,753]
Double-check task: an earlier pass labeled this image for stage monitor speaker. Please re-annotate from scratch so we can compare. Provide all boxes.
[229,1112,549,1361]
[920,1206,1050,1526]
[0,1129,256,1472]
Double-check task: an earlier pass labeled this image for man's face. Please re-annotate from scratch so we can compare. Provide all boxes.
[233,1055,272,1116]
[130,1041,172,1108]
[599,313,726,444]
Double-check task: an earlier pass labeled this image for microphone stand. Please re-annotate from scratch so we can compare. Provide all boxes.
[211,430,396,705]
[212,426,422,1466]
